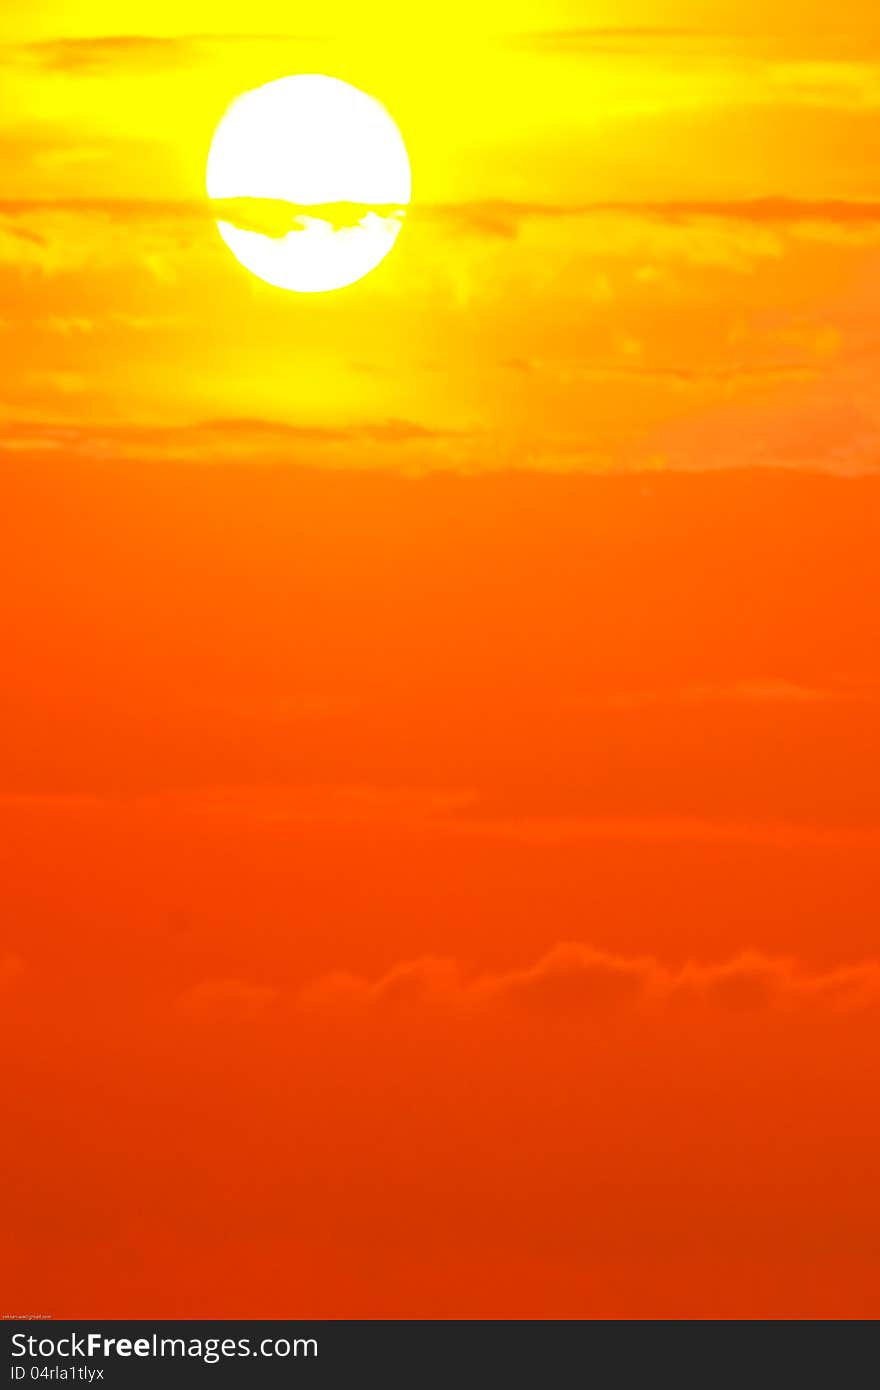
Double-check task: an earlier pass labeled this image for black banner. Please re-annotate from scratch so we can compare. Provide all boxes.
[2,1317,870,1387]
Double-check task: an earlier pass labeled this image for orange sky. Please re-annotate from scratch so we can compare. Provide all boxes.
[3,2,880,1319]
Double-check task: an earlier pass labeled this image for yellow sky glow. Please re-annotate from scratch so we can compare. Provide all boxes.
[2,2,880,474]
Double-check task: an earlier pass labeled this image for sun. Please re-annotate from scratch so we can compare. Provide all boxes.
[206,74,411,294]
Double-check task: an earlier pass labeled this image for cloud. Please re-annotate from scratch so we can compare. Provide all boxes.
[0,127,120,175]
[301,942,880,1020]
[504,357,820,390]
[8,34,322,76]
[176,977,277,1021]
[14,35,201,74]
[452,814,880,853]
[25,370,88,396]
[0,416,464,467]
[510,28,880,63]
[507,33,880,116]
[211,197,406,238]
[4,193,880,234]
[3,783,880,852]
[423,196,880,239]
[601,680,856,709]
[34,309,180,335]
[109,312,180,331]
[509,28,715,56]
[420,198,880,275]
[1,195,879,288]
[11,403,874,476]
[43,315,94,335]
[642,387,880,476]
[0,199,204,278]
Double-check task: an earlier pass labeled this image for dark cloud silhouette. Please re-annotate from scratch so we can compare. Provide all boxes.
[212,197,406,237]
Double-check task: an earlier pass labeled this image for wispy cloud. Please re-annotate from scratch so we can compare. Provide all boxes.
[6,33,325,75]
[301,941,880,1018]
[505,357,820,389]
[508,28,716,56]
[43,315,94,335]
[423,196,880,238]
[177,977,278,1021]
[1,195,880,277]
[6,783,880,852]
[601,680,859,708]
[17,35,201,73]
[0,415,467,466]
[3,195,880,228]
[510,27,880,61]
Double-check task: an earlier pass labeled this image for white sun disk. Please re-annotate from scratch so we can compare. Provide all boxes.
[206,74,411,293]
